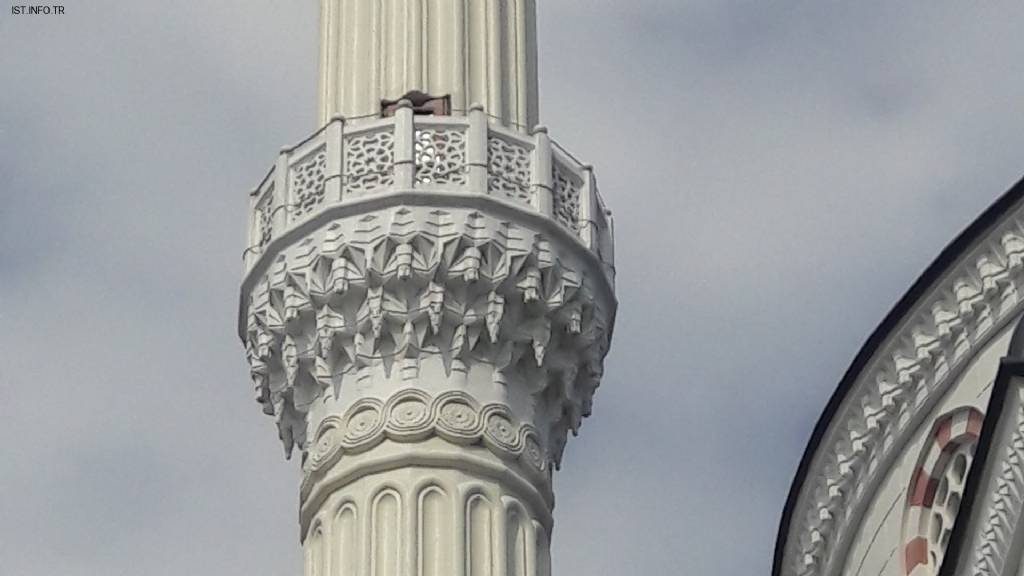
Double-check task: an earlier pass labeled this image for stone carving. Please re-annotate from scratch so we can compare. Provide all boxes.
[784,224,1024,576]
[968,388,1024,576]
[245,116,613,263]
[304,389,550,480]
[291,146,328,218]
[241,207,613,462]
[552,163,582,233]
[247,6,612,575]
[256,188,274,249]
[345,129,395,193]
[300,473,550,576]
[488,136,533,204]
[415,128,468,186]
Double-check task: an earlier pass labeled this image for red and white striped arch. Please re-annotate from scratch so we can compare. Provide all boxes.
[902,406,984,576]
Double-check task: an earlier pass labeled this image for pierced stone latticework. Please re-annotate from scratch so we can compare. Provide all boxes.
[415,128,468,186]
[344,129,395,193]
[256,189,274,249]
[488,136,532,203]
[291,147,328,218]
[553,163,582,233]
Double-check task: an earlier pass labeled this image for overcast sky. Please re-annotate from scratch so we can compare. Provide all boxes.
[3,2,1024,575]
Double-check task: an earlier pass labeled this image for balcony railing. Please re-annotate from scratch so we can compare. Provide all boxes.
[245,104,614,279]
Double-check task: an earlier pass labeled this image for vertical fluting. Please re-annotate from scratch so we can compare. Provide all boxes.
[335,505,359,575]
[418,488,451,576]
[450,0,467,112]
[467,494,494,576]
[408,0,424,89]
[302,469,553,576]
[467,0,487,116]
[307,524,326,576]
[317,0,538,128]
[318,0,331,123]
[485,0,505,123]
[523,0,539,129]
[372,490,402,576]
[507,508,528,576]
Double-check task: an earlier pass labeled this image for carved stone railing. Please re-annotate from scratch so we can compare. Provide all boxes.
[245,104,614,281]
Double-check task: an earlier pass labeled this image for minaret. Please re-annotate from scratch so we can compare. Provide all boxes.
[238,2,616,575]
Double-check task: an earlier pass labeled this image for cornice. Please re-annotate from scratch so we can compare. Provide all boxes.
[776,177,1024,576]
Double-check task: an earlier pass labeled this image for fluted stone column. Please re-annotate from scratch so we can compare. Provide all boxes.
[239,4,614,575]
[316,0,539,129]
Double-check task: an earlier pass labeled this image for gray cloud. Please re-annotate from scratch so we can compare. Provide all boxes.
[3,2,1024,575]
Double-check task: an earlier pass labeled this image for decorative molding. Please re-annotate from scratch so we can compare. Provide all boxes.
[966,387,1024,576]
[244,111,613,277]
[305,388,549,481]
[301,471,550,576]
[488,135,533,203]
[241,205,614,462]
[781,196,1024,576]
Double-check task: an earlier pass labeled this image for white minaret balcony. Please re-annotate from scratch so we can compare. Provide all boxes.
[244,104,613,276]
[239,3,615,574]
[238,100,615,576]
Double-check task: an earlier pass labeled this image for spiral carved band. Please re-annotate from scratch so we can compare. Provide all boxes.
[306,389,549,480]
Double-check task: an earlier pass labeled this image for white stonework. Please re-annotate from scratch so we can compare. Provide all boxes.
[316,0,539,129]
[776,180,1024,576]
[944,368,1024,576]
[239,4,615,575]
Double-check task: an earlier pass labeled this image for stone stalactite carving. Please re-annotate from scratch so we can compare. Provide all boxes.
[785,227,1024,576]
[241,207,612,464]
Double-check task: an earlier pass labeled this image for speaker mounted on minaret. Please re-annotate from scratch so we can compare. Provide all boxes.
[381,91,451,118]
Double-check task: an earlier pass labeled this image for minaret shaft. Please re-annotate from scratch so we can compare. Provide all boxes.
[240,4,614,575]
[302,440,552,576]
[317,0,539,129]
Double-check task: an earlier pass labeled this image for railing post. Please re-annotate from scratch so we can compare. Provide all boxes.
[394,99,416,189]
[604,207,616,278]
[578,164,596,248]
[273,148,291,234]
[531,126,554,216]
[325,115,345,202]
[468,103,490,193]
[246,187,261,271]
